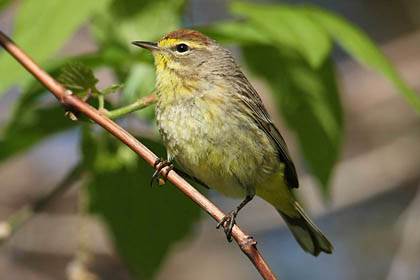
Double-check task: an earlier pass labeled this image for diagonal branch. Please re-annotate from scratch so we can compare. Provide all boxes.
[0,30,276,280]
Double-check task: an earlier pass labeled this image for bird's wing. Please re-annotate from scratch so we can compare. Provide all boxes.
[234,79,299,189]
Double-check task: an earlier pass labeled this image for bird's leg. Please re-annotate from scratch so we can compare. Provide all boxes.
[217,195,254,242]
[150,158,174,187]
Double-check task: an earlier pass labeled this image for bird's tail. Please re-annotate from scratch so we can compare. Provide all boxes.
[278,202,333,256]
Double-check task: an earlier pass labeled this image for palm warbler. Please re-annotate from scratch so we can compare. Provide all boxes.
[133,29,333,256]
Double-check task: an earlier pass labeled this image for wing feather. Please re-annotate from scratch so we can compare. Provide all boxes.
[233,77,299,188]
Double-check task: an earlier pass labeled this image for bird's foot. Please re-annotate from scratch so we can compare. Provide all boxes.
[216,209,239,242]
[150,158,174,187]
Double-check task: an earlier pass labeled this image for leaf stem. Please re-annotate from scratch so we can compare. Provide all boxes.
[98,95,105,110]
[105,94,158,119]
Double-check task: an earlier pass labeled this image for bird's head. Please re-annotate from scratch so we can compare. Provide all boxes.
[132,29,240,100]
[132,29,221,76]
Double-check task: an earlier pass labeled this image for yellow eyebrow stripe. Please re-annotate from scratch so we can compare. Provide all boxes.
[158,38,203,49]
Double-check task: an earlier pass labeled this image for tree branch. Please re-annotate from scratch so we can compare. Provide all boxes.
[0,30,277,280]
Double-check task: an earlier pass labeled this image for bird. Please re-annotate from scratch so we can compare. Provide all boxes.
[132,29,333,256]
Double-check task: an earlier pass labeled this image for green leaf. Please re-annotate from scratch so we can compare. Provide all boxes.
[81,129,138,172]
[243,45,343,192]
[0,67,78,163]
[6,81,47,124]
[122,63,155,101]
[305,6,420,115]
[58,62,99,96]
[197,21,271,45]
[122,63,156,118]
[80,124,99,169]
[91,0,183,49]
[231,2,331,68]
[0,102,75,162]
[83,132,201,279]
[0,0,112,95]
[0,0,12,10]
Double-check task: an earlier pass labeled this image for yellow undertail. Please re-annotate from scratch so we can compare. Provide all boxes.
[256,171,333,256]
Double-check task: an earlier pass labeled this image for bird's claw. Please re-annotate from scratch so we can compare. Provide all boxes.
[150,158,174,187]
[216,209,238,242]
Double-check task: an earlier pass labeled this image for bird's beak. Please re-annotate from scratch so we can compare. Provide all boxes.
[131,41,159,51]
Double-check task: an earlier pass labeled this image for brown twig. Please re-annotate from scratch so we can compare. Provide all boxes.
[0,30,277,280]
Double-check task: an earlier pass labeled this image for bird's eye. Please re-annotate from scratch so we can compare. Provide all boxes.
[176,43,189,53]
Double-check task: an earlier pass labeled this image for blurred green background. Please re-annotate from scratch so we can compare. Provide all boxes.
[0,0,420,279]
